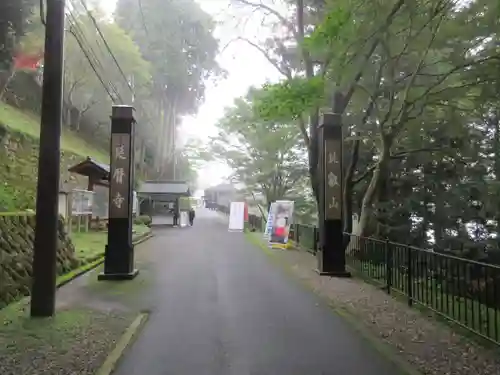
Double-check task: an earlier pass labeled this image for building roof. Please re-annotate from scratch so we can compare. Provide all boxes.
[204,183,237,194]
[68,157,110,185]
[137,180,190,196]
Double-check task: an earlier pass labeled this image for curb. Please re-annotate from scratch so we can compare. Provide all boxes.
[56,231,154,289]
[96,312,149,375]
[244,232,422,375]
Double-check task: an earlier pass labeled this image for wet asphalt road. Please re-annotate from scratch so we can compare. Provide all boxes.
[113,208,403,375]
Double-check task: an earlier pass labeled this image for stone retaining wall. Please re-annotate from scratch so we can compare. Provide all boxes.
[0,213,78,308]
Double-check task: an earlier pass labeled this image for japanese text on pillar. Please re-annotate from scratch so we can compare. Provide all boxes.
[110,135,130,217]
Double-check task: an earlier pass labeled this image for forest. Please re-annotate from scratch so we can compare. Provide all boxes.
[209,0,500,265]
[0,0,221,184]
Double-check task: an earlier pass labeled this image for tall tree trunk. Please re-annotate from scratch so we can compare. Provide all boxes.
[354,136,392,238]
[343,138,360,234]
[296,0,321,205]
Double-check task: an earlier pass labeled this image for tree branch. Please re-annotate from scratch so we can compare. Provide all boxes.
[353,164,376,184]
[390,147,447,159]
[231,0,299,41]
[342,0,406,108]
[222,36,292,79]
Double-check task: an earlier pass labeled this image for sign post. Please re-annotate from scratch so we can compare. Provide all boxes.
[98,105,138,280]
[316,106,351,277]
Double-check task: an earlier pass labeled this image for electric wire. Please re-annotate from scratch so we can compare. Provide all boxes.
[65,4,125,102]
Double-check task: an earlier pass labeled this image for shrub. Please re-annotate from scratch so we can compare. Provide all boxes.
[134,215,152,227]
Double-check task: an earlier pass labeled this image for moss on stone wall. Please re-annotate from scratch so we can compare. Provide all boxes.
[0,213,79,308]
[0,123,92,211]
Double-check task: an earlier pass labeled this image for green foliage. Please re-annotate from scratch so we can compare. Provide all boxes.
[134,215,152,227]
[232,0,500,262]
[115,0,221,115]
[303,5,352,54]
[62,10,152,142]
[210,87,311,208]
[0,0,36,71]
[114,0,220,174]
[253,77,325,122]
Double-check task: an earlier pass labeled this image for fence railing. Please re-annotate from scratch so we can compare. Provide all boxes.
[289,223,318,253]
[246,214,500,346]
[346,233,500,345]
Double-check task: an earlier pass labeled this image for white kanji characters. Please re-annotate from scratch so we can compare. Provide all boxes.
[113,167,126,184]
[328,151,339,164]
[113,192,124,209]
[115,143,127,160]
[328,196,339,210]
[328,172,339,187]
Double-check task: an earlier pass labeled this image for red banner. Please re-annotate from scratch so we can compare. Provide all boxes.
[13,52,43,71]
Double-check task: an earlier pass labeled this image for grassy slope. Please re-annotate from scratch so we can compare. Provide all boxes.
[0,102,108,162]
[0,299,135,375]
[71,225,150,264]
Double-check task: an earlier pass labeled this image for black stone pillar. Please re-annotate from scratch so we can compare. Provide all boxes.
[315,108,351,277]
[98,105,138,280]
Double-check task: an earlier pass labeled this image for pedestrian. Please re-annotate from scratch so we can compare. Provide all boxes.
[173,209,179,227]
[188,207,195,226]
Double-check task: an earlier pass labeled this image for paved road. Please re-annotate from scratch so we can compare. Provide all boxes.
[114,208,403,375]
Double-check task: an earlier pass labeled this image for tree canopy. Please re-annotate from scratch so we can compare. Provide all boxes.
[115,0,222,176]
[218,0,500,264]
[210,87,315,221]
[1,1,216,184]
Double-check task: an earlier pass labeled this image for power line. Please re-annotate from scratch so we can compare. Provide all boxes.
[67,19,116,101]
[73,0,158,130]
[78,0,136,95]
[65,4,125,103]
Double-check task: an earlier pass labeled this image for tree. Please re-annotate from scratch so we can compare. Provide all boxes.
[63,8,152,141]
[0,0,37,96]
[209,89,309,211]
[227,0,500,265]
[115,0,222,172]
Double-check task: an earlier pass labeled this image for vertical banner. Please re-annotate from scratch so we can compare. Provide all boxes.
[263,202,276,239]
[228,201,245,232]
[268,200,295,249]
[244,203,249,222]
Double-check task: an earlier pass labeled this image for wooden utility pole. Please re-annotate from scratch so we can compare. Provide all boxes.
[30,0,66,317]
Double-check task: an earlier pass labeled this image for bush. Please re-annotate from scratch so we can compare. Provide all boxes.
[134,215,152,227]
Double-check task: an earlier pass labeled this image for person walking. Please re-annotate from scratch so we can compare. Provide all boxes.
[188,208,195,226]
[172,201,179,227]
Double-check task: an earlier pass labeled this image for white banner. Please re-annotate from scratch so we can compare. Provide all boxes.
[180,211,189,227]
[228,201,245,232]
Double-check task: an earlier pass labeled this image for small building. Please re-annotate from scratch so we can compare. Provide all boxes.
[67,157,110,190]
[67,157,111,220]
[204,183,238,211]
[137,180,191,218]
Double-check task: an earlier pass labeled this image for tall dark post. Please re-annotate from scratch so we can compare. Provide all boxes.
[30,0,66,318]
[315,96,351,277]
[98,105,138,280]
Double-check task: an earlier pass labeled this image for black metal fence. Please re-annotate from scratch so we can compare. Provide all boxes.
[248,213,263,231]
[247,214,500,346]
[346,233,500,345]
[289,223,318,253]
